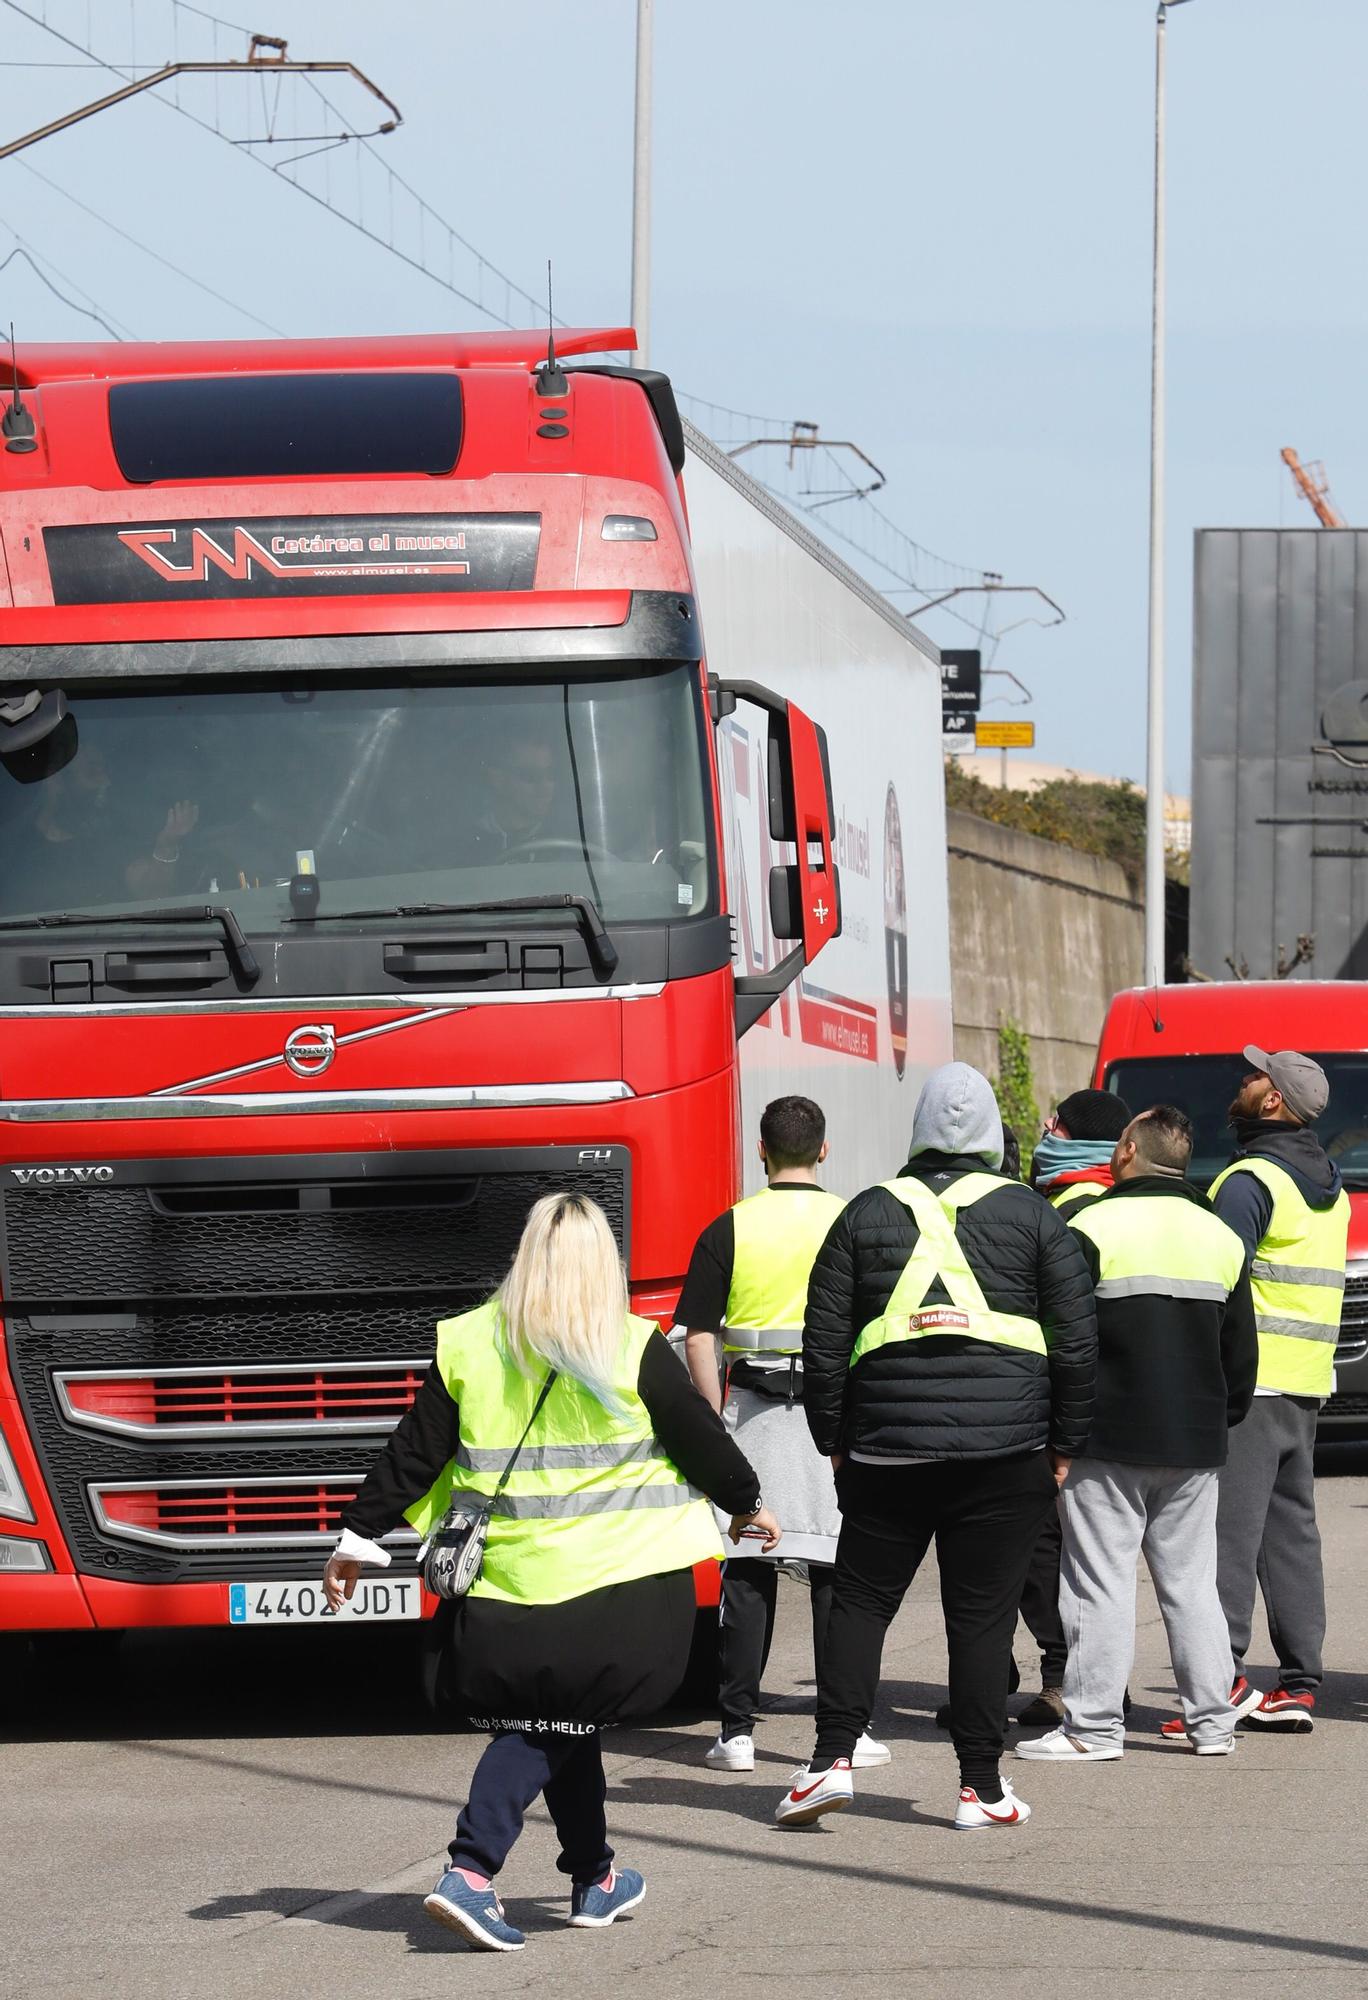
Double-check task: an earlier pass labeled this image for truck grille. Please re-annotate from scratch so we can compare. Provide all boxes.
[89,1476,407,1550]
[1,1146,628,1581]
[56,1361,427,1439]
[1337,1272,1368,1348]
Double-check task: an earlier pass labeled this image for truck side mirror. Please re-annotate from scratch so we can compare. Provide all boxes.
[713,678,841,1033]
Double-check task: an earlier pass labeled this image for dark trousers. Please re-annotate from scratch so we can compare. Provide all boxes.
[1217,1395,1325,1693]
[718,1557,833,1737]
[448,1729,613,1885]
[814,1451,1057,1791]
[1019,1505,1068,1686]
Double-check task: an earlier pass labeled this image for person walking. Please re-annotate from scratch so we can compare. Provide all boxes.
[677,1095,889,1774]
[1016,1105,1258,1765]
[324,1193,776,1953]
[775,1061,1097,1832]
[1206,1046,1350,1733]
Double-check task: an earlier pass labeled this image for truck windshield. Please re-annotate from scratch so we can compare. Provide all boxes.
[0,663,712,930]
[1106,1054,1368,1191]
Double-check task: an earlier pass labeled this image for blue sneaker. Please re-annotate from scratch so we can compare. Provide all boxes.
[423,1869,525,1952]
[568,1866,646,1928]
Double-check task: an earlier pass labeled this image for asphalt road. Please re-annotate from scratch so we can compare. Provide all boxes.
[6,1447,1368,2000]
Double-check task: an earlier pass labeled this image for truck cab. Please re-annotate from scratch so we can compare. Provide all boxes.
[1094,981,1368,1432]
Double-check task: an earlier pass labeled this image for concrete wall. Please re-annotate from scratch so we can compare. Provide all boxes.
[948,809,1144,1115]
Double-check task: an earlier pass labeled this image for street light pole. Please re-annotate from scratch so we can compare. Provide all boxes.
[1144,0,1190,989]
[630,0,654,367]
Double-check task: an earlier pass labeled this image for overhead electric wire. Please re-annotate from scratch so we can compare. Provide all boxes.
[5,1,1014,631]
[2,0,556,331]
[14,154,285,334]
[0,240,132,337]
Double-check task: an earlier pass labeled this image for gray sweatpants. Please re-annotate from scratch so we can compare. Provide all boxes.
[1060,1460,1237,1749]
[1216,1396,1324,1693]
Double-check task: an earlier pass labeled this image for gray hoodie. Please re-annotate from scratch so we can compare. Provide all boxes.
[906,1061,1005,1172]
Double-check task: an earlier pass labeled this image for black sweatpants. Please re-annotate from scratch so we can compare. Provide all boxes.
[1019,1505,1068,1687]
[814,1451,1058,1794]
[448,1729,613,1885]
[718,1557,834,1738]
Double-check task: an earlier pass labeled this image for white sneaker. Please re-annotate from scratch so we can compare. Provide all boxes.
[852,1731,891,1767]
[1191,1734,1237,1756]
[954,1779,1031,1830]
[704,1733,754,1771]
[774,1759,854,1826]
[1016,1725,1123,1763]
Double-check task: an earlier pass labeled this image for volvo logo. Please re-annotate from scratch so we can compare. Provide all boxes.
[8,1164,115,1186]
[283,1022,337,1079]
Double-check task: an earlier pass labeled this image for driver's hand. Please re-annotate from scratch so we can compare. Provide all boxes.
[158,800,199,846]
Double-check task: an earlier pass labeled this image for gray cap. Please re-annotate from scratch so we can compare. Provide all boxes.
[1243,1044,1330,1125]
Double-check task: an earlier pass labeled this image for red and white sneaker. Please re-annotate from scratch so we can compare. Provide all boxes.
[954,1780,1031,1831]
[1161,1675,1263,1740]
[1243,1687,1315,1732]
[774,1759,854,1827]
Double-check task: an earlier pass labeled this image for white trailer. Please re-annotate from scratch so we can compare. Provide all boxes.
[682,425,953,1198]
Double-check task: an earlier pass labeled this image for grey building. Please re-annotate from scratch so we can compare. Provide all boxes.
[1192,527,1368,981]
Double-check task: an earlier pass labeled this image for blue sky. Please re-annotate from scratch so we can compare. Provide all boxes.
[4,0,1365,792]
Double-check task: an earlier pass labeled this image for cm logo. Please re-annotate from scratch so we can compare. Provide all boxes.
[284,1023,337,1079]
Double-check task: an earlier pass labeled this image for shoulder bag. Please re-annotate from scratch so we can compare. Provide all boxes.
[420,1370,558,1601]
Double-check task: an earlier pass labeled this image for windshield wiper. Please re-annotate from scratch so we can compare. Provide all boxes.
[292,894,620,976]
[0,905,261,986]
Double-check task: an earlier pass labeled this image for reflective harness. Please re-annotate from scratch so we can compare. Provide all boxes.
[852,1172,1047,1367]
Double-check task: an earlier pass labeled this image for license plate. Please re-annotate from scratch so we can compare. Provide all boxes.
[228,1579,421,1624]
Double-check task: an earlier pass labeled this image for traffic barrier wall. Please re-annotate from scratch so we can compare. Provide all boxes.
[947,809,1144,1115]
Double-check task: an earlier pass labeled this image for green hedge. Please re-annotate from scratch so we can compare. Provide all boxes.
[945,759,1150,888]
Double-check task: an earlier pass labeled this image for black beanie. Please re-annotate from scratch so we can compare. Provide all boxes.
[1056,1088,1131,1142]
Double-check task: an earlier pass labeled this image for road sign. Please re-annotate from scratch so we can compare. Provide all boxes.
[975,720,1035,749]
[940,648,981,711]
[942,710,976,738]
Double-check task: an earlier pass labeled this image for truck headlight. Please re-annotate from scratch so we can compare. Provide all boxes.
[0,1427,35,1522]
[0,1536,49,1572]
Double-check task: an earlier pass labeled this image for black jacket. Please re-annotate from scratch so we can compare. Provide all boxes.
[802,1153,1097,1462]
[1070,1176,1259,1467]
[1212,1118,1345,1264]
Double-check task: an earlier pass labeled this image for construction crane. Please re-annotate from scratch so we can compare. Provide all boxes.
[1281,446,1346,528]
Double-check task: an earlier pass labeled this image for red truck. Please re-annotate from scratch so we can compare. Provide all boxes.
[1095,980,1368,1432]
[0,328,950,1652]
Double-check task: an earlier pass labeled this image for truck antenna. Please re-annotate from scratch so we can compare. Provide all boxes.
[2,324,38,455]
[536,260,567,397]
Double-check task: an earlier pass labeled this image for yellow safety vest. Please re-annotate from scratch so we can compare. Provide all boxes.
[721,1184,846,1356]
[404,1301,723,1605]
[1069,1185,1246,1307]
[853,1172,1046,1367]
[1208,1158,1349,1397]
[1049,1181,1107,1215]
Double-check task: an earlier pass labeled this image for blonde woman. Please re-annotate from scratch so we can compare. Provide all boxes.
[324,1193,777,1954]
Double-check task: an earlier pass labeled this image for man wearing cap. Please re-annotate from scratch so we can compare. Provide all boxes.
[1206,1046,1349,1734]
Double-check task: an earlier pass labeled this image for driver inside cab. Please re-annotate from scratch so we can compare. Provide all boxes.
[468,736,560,862]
